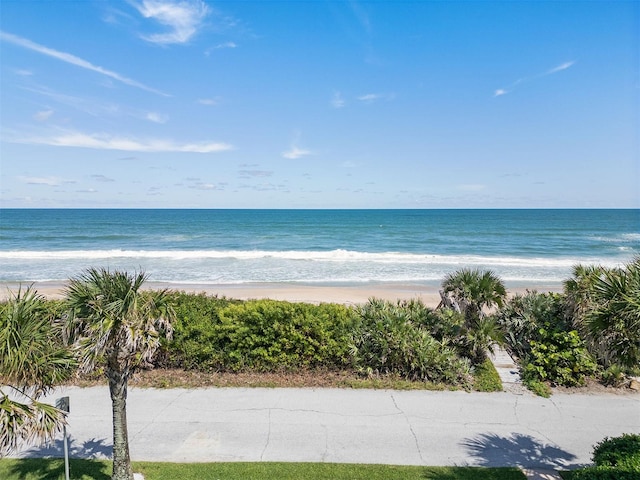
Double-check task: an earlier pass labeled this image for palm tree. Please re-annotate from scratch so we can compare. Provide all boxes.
[440,269,507,362]
[0,287,76,455]
[440,268,507,322]
[64,269,175,480]
[585,258,640,369]
[563,264,606,324]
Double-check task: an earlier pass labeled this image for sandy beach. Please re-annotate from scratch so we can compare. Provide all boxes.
[0,281,563,307]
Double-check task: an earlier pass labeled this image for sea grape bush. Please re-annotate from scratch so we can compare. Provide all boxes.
[522,328,597,387]
[165,293,356,371]
[160,291,238,370]
[496,291,598,391]
[213,300,356,370]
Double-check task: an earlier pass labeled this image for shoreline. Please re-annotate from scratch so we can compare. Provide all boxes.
[0,280,564,306]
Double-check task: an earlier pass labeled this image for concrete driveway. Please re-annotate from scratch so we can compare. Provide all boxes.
[15,386,640,470]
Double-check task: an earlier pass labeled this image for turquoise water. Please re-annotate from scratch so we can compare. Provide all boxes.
[0,209,638,287]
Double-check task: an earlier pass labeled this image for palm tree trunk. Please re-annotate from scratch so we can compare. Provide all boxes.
[108,370,133,480]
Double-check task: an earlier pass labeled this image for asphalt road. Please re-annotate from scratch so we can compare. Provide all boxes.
[14,386,640,470]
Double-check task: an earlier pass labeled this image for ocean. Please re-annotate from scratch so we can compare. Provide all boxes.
[0,209,638,288]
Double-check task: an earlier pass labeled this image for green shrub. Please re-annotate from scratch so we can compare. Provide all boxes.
[214,300,356,370]
[522,328,597,387]
[561,433,640,480]
[350,299,471,385]
[592,434,640,469]
[522,377,551,398]
[600,364,628,387]
[159,292,238,370]
[565,258,640,369]
[165,293,356,372]
[495,291,567,360]
[562,467,640,480]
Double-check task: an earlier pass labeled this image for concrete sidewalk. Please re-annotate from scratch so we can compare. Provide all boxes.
[14,386,639,471]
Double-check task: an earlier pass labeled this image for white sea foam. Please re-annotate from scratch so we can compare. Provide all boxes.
[0,248,622,267]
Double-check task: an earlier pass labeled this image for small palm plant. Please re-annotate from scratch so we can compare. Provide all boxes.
[586,258,640,369]
[0,287,76,455]
[440,268,507,362]
[64,268,175,480]
[441,268,507,322]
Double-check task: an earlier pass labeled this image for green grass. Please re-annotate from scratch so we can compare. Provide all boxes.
[0,459,527,480]
[472,358,503,392]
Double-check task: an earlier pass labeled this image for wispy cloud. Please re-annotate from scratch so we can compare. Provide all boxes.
[23,85,170,123]
[130,0,210,45]
[547,61,575,74]
[282,145,312,160]
[33,109,54,122]
[282,132,313,159]
[331,91,345,109]
[91,174,116,182]
[217,41,237,49]
[239,169,273,178]
[18,176,75,186]
[189,182,219,190]
[357,92,395,104]
[12,130,233,153]
[494,60,576,97]
[198,97,220,106]
[145,112,169,123]
[0,31,169,96]
[357,93,381,103]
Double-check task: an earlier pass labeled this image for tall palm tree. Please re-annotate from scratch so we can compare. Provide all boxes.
[64,269,175,480]
[0,287,76,455]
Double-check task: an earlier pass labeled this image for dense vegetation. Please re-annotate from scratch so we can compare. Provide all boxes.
[2,260,639,479]
[140,258,640,394]
[496,257,640,395]
[560,433,640,480]
[164,292,356,372]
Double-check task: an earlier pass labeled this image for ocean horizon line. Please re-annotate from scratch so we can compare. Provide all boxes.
[2,207,639,211]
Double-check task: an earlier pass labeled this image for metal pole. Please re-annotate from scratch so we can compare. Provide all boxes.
[56,396,70,480]
[63,424,70,480]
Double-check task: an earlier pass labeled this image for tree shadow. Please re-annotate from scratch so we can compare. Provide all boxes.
[461,432,585,470]
[418,466,527,479]
[6,458,112,480]
[18,436,112,459]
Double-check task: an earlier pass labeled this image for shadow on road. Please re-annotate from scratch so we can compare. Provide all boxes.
[461,432,585,470]
[18,436,112,459]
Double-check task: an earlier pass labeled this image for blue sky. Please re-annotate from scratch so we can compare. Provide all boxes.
[1,0,638,208]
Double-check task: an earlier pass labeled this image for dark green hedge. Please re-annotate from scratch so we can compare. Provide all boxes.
[163,292,357,372]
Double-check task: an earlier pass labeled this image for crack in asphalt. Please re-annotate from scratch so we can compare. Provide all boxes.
[390,392,425,463]
[131,390,187,439]
[260,408,272,461]
[321,424,329,462]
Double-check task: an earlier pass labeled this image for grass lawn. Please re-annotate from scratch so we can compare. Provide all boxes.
[0,459,527,480]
